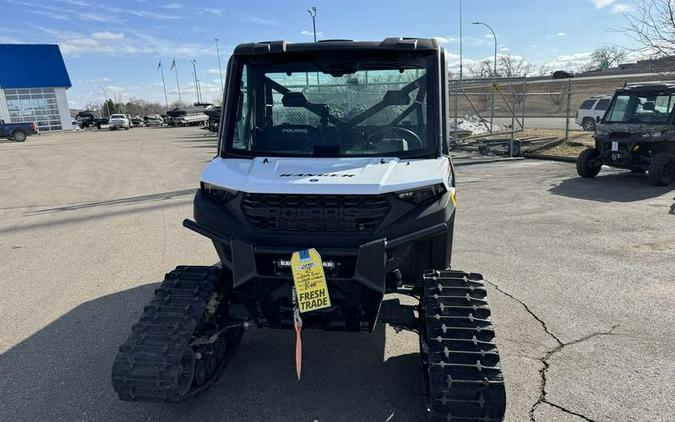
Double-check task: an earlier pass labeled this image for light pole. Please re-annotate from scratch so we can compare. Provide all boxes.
[307,7,317,42]
[214,38,224,96]
[472,21,497,133]
[97,84,109,117]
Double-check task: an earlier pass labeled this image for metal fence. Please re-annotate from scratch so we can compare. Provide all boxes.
[449,74,675,157]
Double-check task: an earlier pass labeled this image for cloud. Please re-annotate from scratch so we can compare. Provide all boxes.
[108,8,180,20]
[28,25,212,58]
[500,47,511,52]
[611,3,634,13]
[433,36,457,45]
[78,12,123,23]
[592,0,615,8]
[557,32,567,36]
[242,15,276,26]
[91,31,125,40]
[547,51,593,71]
[300,30,324,37]
[199,8,226,16]
[59,0,90,6]
[205,68,221,76]
[162,2,183,9]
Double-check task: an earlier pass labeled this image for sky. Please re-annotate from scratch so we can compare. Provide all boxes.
[1,0,641,108]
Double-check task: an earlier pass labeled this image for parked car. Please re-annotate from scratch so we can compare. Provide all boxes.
[0,119,39,142]
[108,114,130,130]
[552,70,574,79]
[575,95,612,131]
[205,106,221,132]
[94,116,109,129]
[75,111,96,128]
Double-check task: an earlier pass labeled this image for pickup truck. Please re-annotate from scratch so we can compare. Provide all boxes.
[0,119,38,142]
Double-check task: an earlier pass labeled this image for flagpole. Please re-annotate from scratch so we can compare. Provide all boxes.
[159,60,169,110]
[214,38,224,96]
[191,59,199,104]
[171,58,182,104]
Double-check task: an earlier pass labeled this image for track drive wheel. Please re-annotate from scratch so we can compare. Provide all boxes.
[576,148,601,178]
[112,266,244,402]
[420,270,506,422]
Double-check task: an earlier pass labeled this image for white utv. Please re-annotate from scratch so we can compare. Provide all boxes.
[112,38,506,422]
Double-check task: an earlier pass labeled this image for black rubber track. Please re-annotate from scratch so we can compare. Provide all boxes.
[421,270,506,422]
[111,266,242,402]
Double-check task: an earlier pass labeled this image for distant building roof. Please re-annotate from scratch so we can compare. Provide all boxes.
[0,44,71,89]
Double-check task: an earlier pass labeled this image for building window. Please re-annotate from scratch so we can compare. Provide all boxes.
[5,88,63,131]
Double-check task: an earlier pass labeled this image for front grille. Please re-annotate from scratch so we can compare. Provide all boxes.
[241,193,390,233]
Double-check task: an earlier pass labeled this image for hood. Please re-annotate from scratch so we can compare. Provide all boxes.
[201,156,450,195]
[596,122,674,137]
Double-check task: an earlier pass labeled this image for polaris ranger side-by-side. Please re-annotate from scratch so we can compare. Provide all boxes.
[112,38,506,422]
[577,82,675,185]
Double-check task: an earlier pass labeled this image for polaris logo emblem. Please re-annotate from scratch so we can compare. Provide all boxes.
[279,173,355,177]
[281,128,308,133]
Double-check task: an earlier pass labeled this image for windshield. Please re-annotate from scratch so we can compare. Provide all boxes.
[224,51,436,158]
[110,114,125,119]
[605,92,675,124]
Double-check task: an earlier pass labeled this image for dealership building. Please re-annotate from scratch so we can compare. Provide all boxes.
[0,44,72,132]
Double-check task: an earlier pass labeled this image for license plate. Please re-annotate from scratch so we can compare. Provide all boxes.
[611,141,619,152]
[291,248,332,313]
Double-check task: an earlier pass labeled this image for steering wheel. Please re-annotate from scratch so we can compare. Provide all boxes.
[366,126,424,151]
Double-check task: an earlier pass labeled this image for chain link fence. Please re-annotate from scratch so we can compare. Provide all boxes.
[449,73,675,158]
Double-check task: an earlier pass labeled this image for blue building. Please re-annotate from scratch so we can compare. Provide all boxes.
[0,44,72,132]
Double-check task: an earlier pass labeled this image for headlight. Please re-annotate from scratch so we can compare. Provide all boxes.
[201,182,238,203]
[395,184,446,204]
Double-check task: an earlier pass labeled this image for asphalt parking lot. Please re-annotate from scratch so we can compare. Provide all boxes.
[1,127,673,422]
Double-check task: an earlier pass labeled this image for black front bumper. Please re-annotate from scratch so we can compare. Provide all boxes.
[183,218,448,292]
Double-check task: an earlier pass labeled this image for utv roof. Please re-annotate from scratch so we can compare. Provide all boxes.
[621,81,675,91]
[233,38,440,55]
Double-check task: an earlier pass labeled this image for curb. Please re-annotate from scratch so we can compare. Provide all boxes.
[453,157,525,166]
[522,154,577,163]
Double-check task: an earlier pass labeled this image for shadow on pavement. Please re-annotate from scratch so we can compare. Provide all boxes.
[27,189,197,215]
[549,172,674,203]
[0,284,427,422]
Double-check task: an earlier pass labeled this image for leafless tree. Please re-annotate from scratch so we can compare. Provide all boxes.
[589,46,627,70]
[467,55,537,79]
[621,0,675,57]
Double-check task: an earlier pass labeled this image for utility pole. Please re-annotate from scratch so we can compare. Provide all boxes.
[191,59,200,104]
[215,38,224,97]
[307,7,317,42]
[453,0,463,142]
[459,0,463,81]
[472,21,497,134]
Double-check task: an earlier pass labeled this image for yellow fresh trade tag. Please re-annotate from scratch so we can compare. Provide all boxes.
[290,248,332,313]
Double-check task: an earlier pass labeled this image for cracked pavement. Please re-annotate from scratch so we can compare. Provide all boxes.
[0,129,674,422]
